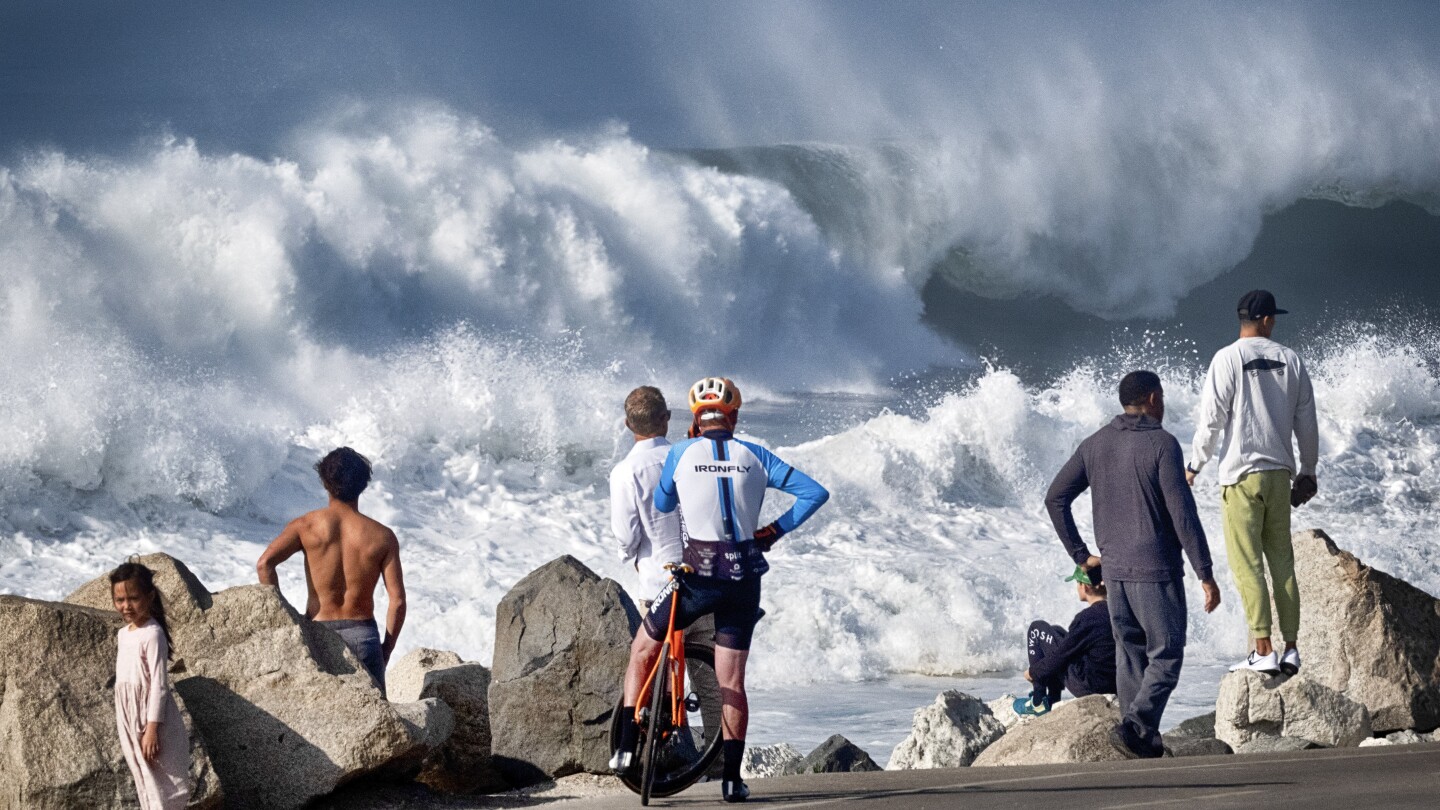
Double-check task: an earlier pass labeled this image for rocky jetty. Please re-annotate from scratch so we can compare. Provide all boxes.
[388,648,508,793]
[64,554,449,808]
[742,743,804,779]
[1284,529,1440,733]
[889,690,1007,769]
[0,595,222,810]
[972,695,1130,766]
[1215,670,1372,749]
[487,555,641,786]
[786,735,882,774]
[1161,712,1232,757]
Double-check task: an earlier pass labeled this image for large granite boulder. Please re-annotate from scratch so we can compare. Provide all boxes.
[387,648,508,793]
[889,691,1007,769]
[1287,530,1440,732]
[487,556,642,785]
[1215,670,1372,749]
[742,743,803,779]
[66,554,446,808]
[972,695,1129,766]
[0,595,223,810]
[784,735,882,774]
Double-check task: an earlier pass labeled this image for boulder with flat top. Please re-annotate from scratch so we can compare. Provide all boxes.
[889,690,1007,769]
[0,595,223,810]
[65,553,448,809]
[1215,670,1371,749]
[972,695,1129,766]
[487,556,642,785]
[388,647,508,793]
[1285,529,1440,732]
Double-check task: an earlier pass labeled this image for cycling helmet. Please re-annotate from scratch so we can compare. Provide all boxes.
[688,376,742,414]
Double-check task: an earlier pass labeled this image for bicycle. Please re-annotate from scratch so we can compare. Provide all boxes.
[609,563,725,805]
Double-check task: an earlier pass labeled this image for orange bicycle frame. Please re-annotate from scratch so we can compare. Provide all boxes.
[634,566,691,736]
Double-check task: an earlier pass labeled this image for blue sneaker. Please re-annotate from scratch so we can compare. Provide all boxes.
[1013,696,1052,717]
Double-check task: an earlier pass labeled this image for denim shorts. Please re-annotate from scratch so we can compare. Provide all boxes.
[322,618,386,697]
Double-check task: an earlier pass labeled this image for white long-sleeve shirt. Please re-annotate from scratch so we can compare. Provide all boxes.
[1189,336,1319,486]
[609,436,684,600]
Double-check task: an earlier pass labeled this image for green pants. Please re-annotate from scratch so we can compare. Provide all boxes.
[1222,469,1300,641]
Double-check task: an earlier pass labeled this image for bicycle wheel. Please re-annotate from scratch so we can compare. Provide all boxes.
[611,643,725,798]
[640,641,670,806]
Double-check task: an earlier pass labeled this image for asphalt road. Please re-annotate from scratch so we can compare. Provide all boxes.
[567,744,1440,809]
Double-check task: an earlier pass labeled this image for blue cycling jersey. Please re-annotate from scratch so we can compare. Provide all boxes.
[654,429,829,548]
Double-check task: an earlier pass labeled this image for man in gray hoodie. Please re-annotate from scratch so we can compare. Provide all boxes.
[1045,371,1221,759]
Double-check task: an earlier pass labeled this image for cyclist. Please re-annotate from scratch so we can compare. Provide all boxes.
[610,377,829,803]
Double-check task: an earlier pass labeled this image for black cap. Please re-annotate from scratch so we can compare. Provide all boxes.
[1237,290,1288,320]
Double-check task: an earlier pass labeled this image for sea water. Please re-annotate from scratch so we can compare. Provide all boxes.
[2,108,1439,760]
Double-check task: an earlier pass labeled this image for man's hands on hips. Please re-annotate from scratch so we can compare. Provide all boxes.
[754,522,784,552]
[1200,579,1221,613]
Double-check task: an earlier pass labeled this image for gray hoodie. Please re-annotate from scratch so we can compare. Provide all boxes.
[1045,413,1214,583]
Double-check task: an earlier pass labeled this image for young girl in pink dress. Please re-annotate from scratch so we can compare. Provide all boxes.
[111,562,191,810]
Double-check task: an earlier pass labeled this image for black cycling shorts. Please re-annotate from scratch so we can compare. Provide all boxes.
[642,574,765,651]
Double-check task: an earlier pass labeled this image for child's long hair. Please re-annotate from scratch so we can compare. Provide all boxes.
[109,561,174,661]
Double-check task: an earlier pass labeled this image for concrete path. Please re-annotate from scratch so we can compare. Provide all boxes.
[568,743,1440,809]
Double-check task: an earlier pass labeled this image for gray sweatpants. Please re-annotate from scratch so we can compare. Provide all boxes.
[1108,579,1186,748]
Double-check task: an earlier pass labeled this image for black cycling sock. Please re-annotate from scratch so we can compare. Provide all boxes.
[723,739,745,782]
[619,706,639,754]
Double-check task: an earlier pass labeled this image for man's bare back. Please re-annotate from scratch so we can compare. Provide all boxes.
[288,503,398,621]
[257,447,407,680]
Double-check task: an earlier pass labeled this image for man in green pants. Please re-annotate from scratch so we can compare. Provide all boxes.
[1187,290,1319,676]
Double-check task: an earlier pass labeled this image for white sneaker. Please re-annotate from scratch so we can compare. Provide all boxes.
[1280,648,1301,676]
[1229,650,1281,675]
[609,750,634,774]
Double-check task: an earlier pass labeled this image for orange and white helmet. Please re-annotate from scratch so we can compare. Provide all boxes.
[688,376,742,415]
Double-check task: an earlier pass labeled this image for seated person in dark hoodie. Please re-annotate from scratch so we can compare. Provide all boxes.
[1014,564,1117,716]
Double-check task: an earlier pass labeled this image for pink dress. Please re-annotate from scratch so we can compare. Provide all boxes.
[114,620,191,810]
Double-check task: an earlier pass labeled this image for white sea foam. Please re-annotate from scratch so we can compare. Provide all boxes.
[2,109,1439,698]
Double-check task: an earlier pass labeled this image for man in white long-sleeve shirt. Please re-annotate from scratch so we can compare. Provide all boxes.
[610,386,683,606]
[1186,290,1319,677]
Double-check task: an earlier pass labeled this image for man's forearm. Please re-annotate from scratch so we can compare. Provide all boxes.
[383,600,407,655]
[257,561,279,586]
[1045,454,1092,563]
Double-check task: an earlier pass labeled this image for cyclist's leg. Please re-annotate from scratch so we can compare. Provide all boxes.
[714,645,750,740]
[712,576,763,788]
[616,583,680,765]
[623,631,665,708]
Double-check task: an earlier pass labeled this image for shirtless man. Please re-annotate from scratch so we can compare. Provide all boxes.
[257,446,406,696]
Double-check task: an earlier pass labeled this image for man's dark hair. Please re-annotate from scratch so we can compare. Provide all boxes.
[1118,370,1163,407]
[315,447,372,502]
[624,386,669,437]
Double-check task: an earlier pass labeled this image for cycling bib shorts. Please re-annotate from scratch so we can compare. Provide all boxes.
[642,574,765,651]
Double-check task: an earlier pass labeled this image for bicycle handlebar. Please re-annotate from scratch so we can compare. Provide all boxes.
[663,563,695,575]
